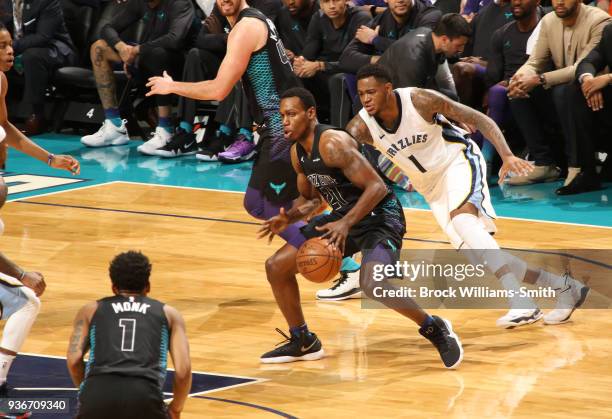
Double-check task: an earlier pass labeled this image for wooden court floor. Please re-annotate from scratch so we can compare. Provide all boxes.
[3,182,612,418]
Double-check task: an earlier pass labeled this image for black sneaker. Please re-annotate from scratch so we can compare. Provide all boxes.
[260,328,324,364]
[196,131,232,162]
[153,128,198,158]
[0,383,32,418]
[419,316,463,369]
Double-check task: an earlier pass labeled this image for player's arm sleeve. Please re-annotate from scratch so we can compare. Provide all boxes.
[141,0,195,51]
[485,27,505,87]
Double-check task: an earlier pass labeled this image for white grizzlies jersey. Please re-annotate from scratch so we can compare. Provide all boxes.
[358,87,465,196]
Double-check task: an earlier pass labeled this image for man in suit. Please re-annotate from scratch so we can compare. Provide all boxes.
[0,0,76,135]
[559,22,612,194]
[506,0,611,187]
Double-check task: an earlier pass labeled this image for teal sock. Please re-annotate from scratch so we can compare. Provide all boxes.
[104,108,122,127]
[179,121,192,132]
[158,116,173,133]
[238,128,254,142]
[219,124,232,136]
[341,257,360,273]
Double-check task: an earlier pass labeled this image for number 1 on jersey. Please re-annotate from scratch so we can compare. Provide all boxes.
[119,318,136,352]
[408,155,427,173]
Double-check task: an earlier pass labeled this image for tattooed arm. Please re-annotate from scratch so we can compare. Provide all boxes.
[411,88,533,183]
[345,114,374,145]
[66,302,97,387]
[316,130,388,250]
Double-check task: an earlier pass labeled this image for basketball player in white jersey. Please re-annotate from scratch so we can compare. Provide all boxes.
[347,64,589,328]
[0,24,80,408]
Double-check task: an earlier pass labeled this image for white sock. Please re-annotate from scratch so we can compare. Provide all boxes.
[0,353,15,385]
[452,213,536,309]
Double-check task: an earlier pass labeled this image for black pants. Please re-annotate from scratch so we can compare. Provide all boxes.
[177,47,222,123]
[302,72,351,126]
[77,374,168,419]
[509,84,571,166]
[569,82,612,174]
[137,47,184,107]
[20,46,75,109]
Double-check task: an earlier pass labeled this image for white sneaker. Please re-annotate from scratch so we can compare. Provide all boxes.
[544,276,590,325]
[81,119,129,147]
[316,270,361,301]
[137,127,172,155]
[496,308,543,329]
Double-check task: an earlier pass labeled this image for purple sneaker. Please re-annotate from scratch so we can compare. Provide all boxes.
[218,135,257,163]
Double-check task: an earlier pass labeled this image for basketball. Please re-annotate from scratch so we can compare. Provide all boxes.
[296,237,342,283]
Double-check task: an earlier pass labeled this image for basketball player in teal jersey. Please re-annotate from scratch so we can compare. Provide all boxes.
[146,0,363,299]
[0,25,80,417]
[257,87,463,368]
[67,251,191,419]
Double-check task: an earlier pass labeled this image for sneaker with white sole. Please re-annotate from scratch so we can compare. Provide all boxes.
[81,119,129,148]
[419,316,463,369]
[544,275,590,325]
[496,308,543,329]
[137,127,172,156]
[260,328,324,364]
[196,131,232,162]
[153,128,198,158]
[316,270,361,301]
[217,135,256,163]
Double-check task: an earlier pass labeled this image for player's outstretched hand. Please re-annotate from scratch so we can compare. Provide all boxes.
[51,155,80,175]
[499,155,534,185]
[146,71,174,96]
[315,219,349,253]
[258,208,290,244]
[21,271,46,296]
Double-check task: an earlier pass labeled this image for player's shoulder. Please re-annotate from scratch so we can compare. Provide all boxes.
[76,301,99,322]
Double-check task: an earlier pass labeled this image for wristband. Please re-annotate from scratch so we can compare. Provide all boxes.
[47,153,55,166]
[370,5,377,17]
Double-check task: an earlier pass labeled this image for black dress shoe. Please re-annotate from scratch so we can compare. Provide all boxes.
[555,172,602,195]
[24,113,47,136]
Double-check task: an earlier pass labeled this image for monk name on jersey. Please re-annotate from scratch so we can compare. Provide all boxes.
[385,133,429,158]
[112,300,151,314]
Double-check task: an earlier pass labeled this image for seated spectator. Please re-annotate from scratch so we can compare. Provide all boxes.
[154,0,283,162]
[80,0,199,152]
[433,0,462,14]
[294,0,370,123]
[275,0,318,60]
[561,23,612,194]
[340,0,442,74]
[453,0,513,109]
[461,0,492,21]
[507,0,611,186]
[378,13,471,100]
[480,0,542,168]
[0,0,76,135]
